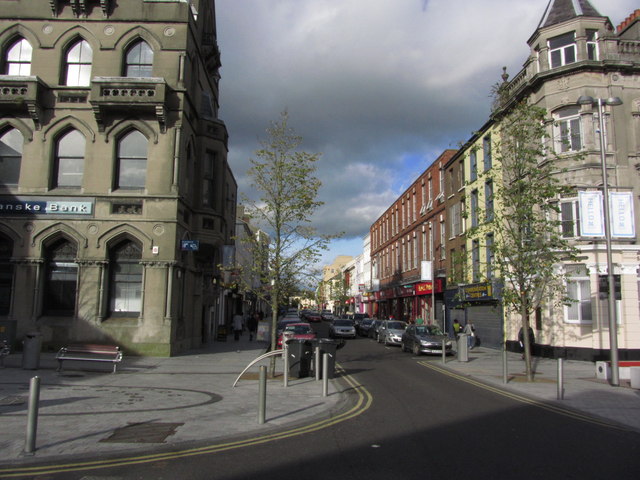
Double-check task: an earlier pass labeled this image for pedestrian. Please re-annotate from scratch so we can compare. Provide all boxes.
[463,321,475,349]
[518,326,535,359]
[247,313,258,341]
[233,312,244,341]
[415,317,424,325]
[453,319,462,337]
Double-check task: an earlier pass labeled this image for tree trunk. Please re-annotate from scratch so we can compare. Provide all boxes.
[269,291,278,378]
[521,292,533,381]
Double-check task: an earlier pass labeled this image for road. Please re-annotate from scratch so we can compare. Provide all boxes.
[17,323,640,479]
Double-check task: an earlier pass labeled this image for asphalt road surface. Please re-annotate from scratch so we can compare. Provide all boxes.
[15,326,640,479]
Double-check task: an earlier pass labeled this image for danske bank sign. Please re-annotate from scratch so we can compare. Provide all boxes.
[0,199,93,215]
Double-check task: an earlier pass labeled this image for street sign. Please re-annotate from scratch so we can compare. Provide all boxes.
[181,240,199,251]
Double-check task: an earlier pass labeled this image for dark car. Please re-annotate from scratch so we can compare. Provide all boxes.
[321,310,334,321]
[304,311,322,323]
[357,318,374,336]
[401,324,453,355]
[368,319,384,341]
[351,312,369,329]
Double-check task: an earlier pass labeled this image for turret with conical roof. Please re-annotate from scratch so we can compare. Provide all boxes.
[537,0,603,29]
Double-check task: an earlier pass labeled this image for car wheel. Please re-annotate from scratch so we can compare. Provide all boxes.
[412,343,421,356]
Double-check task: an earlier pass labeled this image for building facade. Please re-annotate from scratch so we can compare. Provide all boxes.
[370,149,455,324]
[441,120,506,347]
[319,255,352,314]
[496,0,640,360]
[0,0,236,355]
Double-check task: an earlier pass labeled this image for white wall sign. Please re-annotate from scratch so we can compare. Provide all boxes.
[578,191,604,237]
[609,192,635,238]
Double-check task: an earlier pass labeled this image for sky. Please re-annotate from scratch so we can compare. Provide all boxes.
[215,0,638,266]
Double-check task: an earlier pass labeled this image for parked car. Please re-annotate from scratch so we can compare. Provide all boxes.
[357,318,374,336]
[329,319,356,339]
[368,319,384,340]
[321,310,334,321]
[377,320,407,346]
[401,324,453,355]
[276,316,302,336]
[305,311,322,323]
[277,322,317,348]
[351,312,369,330]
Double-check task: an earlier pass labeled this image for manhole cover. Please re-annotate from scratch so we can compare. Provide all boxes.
[101,422,183,444]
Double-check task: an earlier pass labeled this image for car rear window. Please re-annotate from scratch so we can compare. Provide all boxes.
[334,320,354,326]
[387,321,406,330]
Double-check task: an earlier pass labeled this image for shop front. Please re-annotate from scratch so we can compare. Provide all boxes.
[414,278,445,327]
[446,281,503,348]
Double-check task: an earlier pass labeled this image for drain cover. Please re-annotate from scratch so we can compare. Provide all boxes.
[0,395,26,406]
[101,422,183,443]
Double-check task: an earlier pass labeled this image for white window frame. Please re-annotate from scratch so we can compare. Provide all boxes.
[554,106,582,153]
[586,29,598,61]
[549,32,576,68]
[564,265,592,324]
[560,198,580,238]
[65,39,92,87]
[6,38,32,76]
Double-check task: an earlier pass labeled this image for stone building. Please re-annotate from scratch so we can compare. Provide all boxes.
[451,0,640,359]
[0,0,236,355]
[495,0,640,360]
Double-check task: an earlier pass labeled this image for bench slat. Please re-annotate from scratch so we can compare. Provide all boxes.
[56,344,123,373]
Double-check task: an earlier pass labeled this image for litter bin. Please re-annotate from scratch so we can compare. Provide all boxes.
[316,338,339,379]
[457,333,469,362]
[22,332,42,370]
[286,339,313,378]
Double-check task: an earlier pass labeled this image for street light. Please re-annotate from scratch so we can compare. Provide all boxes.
[576,95,622,386]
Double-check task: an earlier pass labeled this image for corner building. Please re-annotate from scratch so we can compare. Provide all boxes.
[473,0,640,360]
[0,0,236,355]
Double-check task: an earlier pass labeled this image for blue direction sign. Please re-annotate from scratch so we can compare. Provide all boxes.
[181,240,200,251]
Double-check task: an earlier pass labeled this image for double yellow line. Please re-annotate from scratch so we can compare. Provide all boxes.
[419,361,630,431]
[0,368,373,478]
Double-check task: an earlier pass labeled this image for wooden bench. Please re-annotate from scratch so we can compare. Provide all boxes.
[56,344,123,373]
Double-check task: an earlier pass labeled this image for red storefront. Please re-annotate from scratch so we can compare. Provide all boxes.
[374,279,445,322]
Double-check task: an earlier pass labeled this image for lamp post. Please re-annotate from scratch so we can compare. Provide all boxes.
[577,95,622,386]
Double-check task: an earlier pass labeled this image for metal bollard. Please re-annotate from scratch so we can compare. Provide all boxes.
[24,376,40,454]
[315,346,321,381]
[441,339,446,364]
[557,358,564,400]
[502,345,508,384]
[258,365,266,424]
[283,342,289,388]
[322,353,329,397]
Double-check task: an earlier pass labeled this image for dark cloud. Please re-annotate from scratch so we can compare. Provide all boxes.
[217,0,637,257]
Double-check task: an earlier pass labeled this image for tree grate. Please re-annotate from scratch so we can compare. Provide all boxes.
[100,422,183,443]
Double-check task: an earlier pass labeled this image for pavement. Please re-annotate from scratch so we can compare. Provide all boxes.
[0,334,639,471]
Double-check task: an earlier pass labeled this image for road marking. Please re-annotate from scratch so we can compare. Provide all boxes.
[419,361,631,432]
[0,366,372,478]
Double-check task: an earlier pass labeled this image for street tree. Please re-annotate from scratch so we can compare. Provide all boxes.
[241,111,339,371]
[473,86,579,380]
[329,274,350,317]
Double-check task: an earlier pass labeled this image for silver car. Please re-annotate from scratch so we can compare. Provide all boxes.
[329,319,356,339]
[401,324,453,355]
[377,320,407,346]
